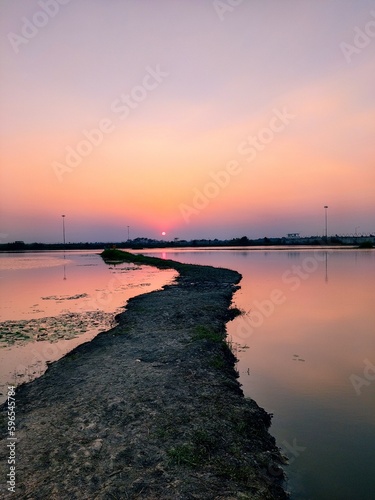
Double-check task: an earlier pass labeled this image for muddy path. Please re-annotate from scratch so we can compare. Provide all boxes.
[0,250,288,499]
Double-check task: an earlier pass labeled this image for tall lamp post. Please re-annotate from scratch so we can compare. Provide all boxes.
[62,215,66,247]
[324,206,328,241]
[127,225,130,241]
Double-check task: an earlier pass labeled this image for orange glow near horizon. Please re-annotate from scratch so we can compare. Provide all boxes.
[1,2,374,242]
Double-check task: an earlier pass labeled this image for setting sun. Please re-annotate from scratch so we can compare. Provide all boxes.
[0,2,374,498]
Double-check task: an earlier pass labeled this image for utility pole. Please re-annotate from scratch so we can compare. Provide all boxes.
[62,215,66,246]
[324,206,328,241]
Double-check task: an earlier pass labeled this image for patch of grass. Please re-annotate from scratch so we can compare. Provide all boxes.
[213,457,258,485]
[167,444,200,466]
[167,430,219,467]
[14,332,29,339]
[168,437,262,491]
[210,354,225,369]
[191,429,218,456]
[153,426,171,439]
[154,412,193,440]
[192,325,223,342]
[100,249,241,285]
[101,249,182,272]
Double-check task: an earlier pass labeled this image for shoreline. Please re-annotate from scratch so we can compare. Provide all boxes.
[0,252,177,406]
[0,250,288,499]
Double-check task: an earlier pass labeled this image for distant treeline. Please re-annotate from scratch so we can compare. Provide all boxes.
[0,235,364,252]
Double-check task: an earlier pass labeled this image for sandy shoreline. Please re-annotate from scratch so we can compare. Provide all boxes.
[0,250,288,499]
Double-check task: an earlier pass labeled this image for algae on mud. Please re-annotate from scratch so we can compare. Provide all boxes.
[0,249,288,499]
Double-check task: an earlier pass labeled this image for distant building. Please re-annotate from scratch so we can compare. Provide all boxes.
[287,233,300,239]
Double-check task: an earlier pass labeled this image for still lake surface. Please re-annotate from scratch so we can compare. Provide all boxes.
[0,250,176,402]
[0,248,374,499]
[138,247,375,500]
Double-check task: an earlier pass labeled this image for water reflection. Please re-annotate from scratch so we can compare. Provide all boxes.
[0,251,177,403]
[139,247,375,500]
[63,257,67,280]
[234,249,374,500]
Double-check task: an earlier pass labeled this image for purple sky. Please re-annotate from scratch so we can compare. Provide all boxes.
[1,0,374,242]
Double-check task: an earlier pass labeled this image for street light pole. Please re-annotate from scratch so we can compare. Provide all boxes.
[127,225,130,241]
[62,215,66,247]
[324,206,328,241]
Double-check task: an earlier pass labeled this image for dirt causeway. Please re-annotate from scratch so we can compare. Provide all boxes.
[0,250,288,499]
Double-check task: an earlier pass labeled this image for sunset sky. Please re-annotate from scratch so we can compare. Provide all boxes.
[1,0,374,243]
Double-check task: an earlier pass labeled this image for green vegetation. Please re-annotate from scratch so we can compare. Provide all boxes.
[192,325,223,343]
[101,248,180,271]
[210,354,226,369]
[101,248,242,288]
[167,430,220,467]
[213,458,259,485]
[167,444,202,466]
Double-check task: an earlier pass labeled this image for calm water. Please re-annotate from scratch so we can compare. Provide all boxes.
[1,248,373,498]
[0,250,176,402]
[138,247,375,500]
